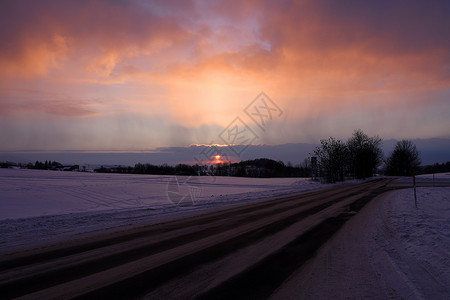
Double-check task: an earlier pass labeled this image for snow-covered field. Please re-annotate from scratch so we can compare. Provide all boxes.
[417,172,450,179]
[0,168,324,250]
[0,168,325,220]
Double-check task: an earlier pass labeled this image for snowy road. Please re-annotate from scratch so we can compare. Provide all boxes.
[271,184,450,299]
[0,178,393,299]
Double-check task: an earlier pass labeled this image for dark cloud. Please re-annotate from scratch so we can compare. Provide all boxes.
[211,0,450,81]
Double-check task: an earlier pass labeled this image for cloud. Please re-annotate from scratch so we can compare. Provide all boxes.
[0,88,100,118]
[0,0,193,78]
[2,0,449,83]
[0,0,449,151]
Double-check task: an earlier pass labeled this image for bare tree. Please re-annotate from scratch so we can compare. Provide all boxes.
[314,137,348,183]
[347,129,383,179]
[385,140,421,176]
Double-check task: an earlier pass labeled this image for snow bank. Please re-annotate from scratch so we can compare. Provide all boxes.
[383,187,450,298]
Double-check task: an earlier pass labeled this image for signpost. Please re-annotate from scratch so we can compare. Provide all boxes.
[413,169,417,208]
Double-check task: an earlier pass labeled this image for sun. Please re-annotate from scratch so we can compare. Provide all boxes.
[213,155,223,164]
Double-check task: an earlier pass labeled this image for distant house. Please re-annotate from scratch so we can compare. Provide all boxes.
[62,165,80,171]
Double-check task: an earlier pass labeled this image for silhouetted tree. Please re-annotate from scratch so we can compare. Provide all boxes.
[0,161,17,168]
[314,137,348,183]
[347,129,383,178]
[385,140,421,176]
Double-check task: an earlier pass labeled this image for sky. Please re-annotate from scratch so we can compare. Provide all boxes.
[1,0,450,159]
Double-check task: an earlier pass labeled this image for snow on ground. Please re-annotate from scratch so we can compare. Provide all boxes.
[416,172,450,184]
[0,168,325,251]
[0,168,325,220]
[3,168,448,298]
[396,172,450,184]
[417,172,450,179]
[272,181,450,299]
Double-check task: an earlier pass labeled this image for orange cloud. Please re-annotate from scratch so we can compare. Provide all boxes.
[0,33,69,77]
[0,0,192,78]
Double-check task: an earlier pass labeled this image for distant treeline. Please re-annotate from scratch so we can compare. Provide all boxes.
[417,161,450,175]
[96,158,312,178]
[0,160,79,171]
[2,159,450,178]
